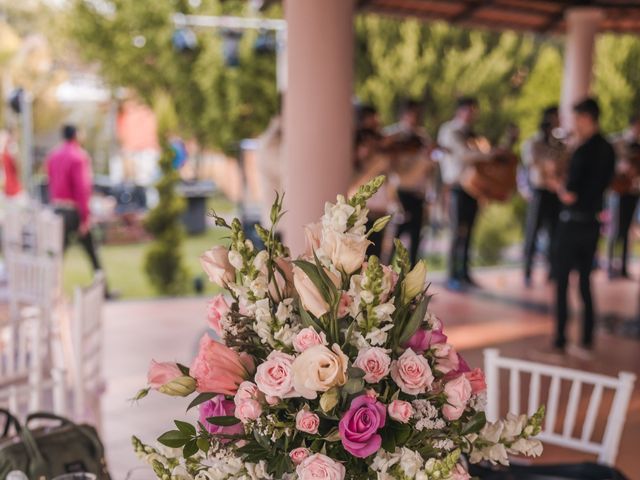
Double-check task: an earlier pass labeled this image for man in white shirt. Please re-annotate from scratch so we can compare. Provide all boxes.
[437,97,491,291]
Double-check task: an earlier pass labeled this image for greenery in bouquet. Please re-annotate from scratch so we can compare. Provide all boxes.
[133,177,544,480]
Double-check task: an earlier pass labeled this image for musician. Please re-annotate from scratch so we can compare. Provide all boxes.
[437,96,493,290]
[383,99,432,265]
[521,106,566,286]
[607,115,640,279]
[548,98,615,359]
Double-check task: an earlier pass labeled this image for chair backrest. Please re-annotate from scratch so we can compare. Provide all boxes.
[2,201,63,257]
[72,273,105,419]
[484,348,636,465]
[6,252,62,313]
[0,368,68,421]
[0,309,42,386]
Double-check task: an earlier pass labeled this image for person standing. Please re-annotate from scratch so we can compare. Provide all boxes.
[1,129,22,197]
[47,125,104,277]
[607,115,640,279]
[549,98,615,359]
[383,99,432,265]
[437,97,492,290]
[521,106,567,286]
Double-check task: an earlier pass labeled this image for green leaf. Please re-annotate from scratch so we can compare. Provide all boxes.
[182,439,198,458]
[313,251,339,300]
[293,260,332,302]
[187,392,216,411]
[297,298,324,332]
[342,378,365,395]
[196,437,210,453]
[206,415,241,426]
[347,366,367,379]
[389,421,412,444]
[381,429,397,452]
[461,411,487,435]
[157,429,189,448]
[396,294,432,346]
[174,420,196,436]
[177,363,190,376]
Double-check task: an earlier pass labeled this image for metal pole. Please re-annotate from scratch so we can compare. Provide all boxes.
[20,90,34,198]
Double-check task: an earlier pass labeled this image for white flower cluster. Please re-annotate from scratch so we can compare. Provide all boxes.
[412,399,446,431]
[322,195,368,237]
[468,413,543,466]
[371,448,466,480]
[194,450,273,480]
[248,297,300,349]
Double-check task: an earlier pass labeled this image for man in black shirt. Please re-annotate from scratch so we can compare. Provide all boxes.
[548,98,615,359]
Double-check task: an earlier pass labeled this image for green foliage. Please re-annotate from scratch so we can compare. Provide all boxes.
[473,200,521,266]
[67,0,278,154]
[143,92,189,295]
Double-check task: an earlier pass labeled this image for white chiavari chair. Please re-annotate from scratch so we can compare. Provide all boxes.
[484,348,636,465]
[70,273,106,427]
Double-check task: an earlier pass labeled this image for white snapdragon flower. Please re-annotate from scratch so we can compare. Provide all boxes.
[373,302,396,323]
[274,323,299,348]
[249,275,269,299]
[275,298,294,323]
[228,250,244,270]
[480,420,504,443]
[365,323,394,346]
[246,461,273,480]
[501,413,528,440]
[171,465,194,480]
[322,197,355,234]
[253,250,268,271]
[509,438,543,457]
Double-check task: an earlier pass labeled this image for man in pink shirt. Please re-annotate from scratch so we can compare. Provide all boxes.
[47,125,103,274]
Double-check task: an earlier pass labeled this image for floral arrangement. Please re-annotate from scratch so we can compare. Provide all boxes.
[132,177,543,480]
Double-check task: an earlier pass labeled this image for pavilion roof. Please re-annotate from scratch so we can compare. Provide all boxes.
[358,0,640,34]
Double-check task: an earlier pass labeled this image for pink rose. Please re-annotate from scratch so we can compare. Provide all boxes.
[206,294,229,337]
[450,463,471,480]
[390,348,434,395]
[464,368,487,394]
[296,453,345,480]
[323,230,370,274]
[190,335,255,395]
[289,447,311,465]
[200,246,235,287]
[387,400,413,423]
[338,394,386,458]
[353,347,391,383]
[434,343,460,375]
[147,360,182,390]
[199,394,244,441]
[255,351,298,399]
[234,381,263,404]
[293,327,327,353]
[296,409,320,434]
[235,399,262,423]
[337,292,352,318]
[443,374,473,421]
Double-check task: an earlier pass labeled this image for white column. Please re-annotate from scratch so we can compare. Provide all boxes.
[282,0,355,255]
[560,7,604,131]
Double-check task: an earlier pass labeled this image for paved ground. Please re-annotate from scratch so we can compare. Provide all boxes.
[1,265,627,478]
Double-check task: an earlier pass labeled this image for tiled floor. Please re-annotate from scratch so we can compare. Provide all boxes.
[40,267,640,477]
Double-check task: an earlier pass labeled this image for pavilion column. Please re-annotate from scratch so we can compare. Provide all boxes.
[282,0,355,255]
[560,7,604,131]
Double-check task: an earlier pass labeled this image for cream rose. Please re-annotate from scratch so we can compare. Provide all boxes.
[353,347,391,383]
[292,344,348,399]
[293,266,330,318]
[200,246,235,287]
[304,222,323,257]
[323,230,370,274]
[390,348,434,395]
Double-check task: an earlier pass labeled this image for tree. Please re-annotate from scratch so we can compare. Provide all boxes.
[143,92,189,295]
[67,0,279,154]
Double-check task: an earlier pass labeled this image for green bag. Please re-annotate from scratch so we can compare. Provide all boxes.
[0,410,112,479]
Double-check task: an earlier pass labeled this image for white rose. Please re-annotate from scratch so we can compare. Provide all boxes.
[323,229,370,274]
[292,344,348,399]
[200,246,235,287]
